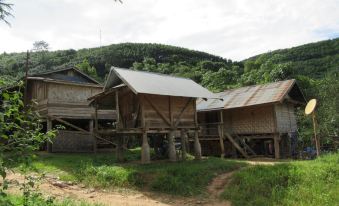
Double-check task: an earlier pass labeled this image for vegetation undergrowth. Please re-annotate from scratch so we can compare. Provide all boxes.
[22,150,246,197]
[6,194,103,206]
[221,153,339,206]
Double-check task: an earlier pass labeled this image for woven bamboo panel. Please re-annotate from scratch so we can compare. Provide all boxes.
[275,103,297,133]
[230,105,275,134]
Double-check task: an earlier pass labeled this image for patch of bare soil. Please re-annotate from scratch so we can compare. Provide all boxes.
[4,172,227,206]
[205,171,236,206]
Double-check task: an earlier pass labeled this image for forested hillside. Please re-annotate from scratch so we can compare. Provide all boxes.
[0,43,235,84]
[0,38,338,145]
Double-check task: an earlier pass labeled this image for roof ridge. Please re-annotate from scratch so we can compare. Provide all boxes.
[30,66,101,85]
[112,67,195,81]
[222,79,295,93]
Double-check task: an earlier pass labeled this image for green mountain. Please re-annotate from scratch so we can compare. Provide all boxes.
[0,43,234,82]
[0,38,338,142]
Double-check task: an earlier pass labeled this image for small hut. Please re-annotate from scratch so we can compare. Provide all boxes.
[24,67,116,152]
[197,79,306,159]
[89,67,218,163]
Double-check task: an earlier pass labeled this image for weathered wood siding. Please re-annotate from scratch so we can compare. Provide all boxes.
[118,88,139,128]
[46,83,101,118]
[275,103,297,133]
[28,80,47,102]
[116,88,196,130]
[142,94,195,129]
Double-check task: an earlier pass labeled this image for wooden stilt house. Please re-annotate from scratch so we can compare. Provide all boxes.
[197,79,306,159]
[89,67,218,163]
[24,67,116,152]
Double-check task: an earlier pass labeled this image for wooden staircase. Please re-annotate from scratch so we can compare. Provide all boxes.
[224,132,256,158]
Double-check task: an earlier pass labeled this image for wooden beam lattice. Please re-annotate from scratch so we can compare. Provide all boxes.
[144,95,171,127]
[174,98,192,128]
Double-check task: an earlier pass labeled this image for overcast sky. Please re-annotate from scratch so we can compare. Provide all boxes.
[1,0,338,60]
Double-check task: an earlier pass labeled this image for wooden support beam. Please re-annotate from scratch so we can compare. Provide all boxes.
[218,110,225,158]
[144,95,171,126]
[116,136,124,162]
[218,125,225,158]
[224,132,249,158]
[239,138,256,156]
[93,103,99,153]
[141,132,150,164]
[274,134,280,159]
[115,90,121,129]
[180,130,187,161]
[174,98,192,128]
[169,96,173,127]
[140,95,146,129]
[89,120,96,153]
[48,115,117,147]
[168,131,177,162]
[194,131,202,160]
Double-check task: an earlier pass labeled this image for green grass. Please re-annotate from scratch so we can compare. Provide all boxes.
[6,194,103,206]
[21,149,246,197]
[221,153,339,206]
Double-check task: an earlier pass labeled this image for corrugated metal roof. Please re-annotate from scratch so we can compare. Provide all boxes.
[104,67,218,99]
[197,79,297,111]
[30,67,101,85]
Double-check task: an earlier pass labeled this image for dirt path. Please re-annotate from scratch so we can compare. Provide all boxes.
[5,159,281,206]
[205,159,282,206]
[5,172,210,206]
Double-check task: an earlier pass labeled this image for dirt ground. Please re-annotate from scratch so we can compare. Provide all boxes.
[5,172,231,206]
[4,159,280,206]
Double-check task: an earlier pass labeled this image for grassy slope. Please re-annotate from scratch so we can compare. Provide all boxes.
[24,150,246,197]
[222,153,339,206]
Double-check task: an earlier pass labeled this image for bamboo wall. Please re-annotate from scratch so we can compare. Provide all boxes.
[275,103,297,133]
[198,103,297,136]
[224,105,275,134]
[28,80,115,119]
[52,130,95,152]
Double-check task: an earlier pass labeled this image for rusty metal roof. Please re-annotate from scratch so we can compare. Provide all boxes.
[197,79,299,111]
[104,67,218,99]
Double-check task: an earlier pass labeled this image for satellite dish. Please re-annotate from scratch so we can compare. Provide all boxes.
[305,99,317,115]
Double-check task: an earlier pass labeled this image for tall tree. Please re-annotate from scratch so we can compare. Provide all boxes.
[0,0,13,25]
[32,40,49,52]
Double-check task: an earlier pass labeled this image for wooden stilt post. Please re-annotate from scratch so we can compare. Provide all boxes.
[47,118,53,153]
[194,130,202,160]
[180,129,187,161]
[116,136,124,162]
[219,110,225,158]
[89,120,96,153]
[168,130,177,162]
[274,134,280,159]
[193,99,202,160]
[141,132,150,164]
[94,103,98,153]
[218,125,225,158]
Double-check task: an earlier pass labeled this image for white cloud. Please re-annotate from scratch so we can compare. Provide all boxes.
[0,0,338,60]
